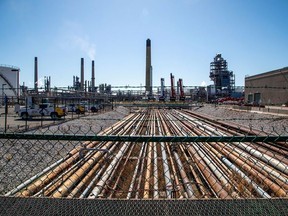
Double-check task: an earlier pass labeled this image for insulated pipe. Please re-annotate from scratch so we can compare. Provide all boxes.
[187,115,283,198]
[135,111,151,199]
[220,140,288,191]
[87,113,142,198]
[144,109,153,198]
[165,141,184,198]
[160,142,173,198]
[175,109,288,197]
[37,154,89,197]
[179,144,212,198]
[127,115,150,199]
[106,115,146,198]
[6,156,66,196]
[193,143,231,190]
[126,142,146,199]
[67,150,110,198]
[79,163,106,198]
[151,112,159,198]
[18,141,100,197]
[157,111,173,198]
[78,139,130,198]
[143,120,153,197]
[153,142,159,198]
[135,142,148,199]
[235,142,288,175]
[173,151,195,198]
[187,145,231,198]
[158,111,184,198]
[212,141,287,197]
[51,141,114,198]
[12,108,288,199]
[88,142,131,198]
[221,157,271,198]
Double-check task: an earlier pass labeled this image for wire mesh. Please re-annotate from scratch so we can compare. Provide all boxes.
[1,197,287,215]
[1,105,287,200]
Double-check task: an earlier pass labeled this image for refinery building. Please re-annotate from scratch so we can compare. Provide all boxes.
[245,67,288,106]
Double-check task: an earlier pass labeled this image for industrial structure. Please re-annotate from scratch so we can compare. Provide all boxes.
[0,43,250,104]
[159,78,165,101]
[0,64,20,100]
[1,39,288,215]
[178,78,185,101]
[145,39,152,97]
[34,57,38,92]
[91,60,96,92]
[71,59,98,93]
[2,39,191,103]
[170,73,176,101]
[209,54,235,97]
[245,67,288,105]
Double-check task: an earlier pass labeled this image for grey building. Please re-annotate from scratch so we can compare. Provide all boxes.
[245,67,288,105]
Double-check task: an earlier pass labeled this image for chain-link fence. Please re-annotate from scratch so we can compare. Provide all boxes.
[1,105,287,200]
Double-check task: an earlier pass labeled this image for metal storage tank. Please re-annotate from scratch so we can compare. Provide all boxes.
[0,65,20,99]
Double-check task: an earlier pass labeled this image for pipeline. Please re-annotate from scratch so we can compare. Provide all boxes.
[9,108,288,199]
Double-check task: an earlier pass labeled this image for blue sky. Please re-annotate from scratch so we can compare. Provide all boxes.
[1,0,288,89]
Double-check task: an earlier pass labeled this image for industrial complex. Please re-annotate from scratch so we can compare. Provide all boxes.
[0,39,287,106]
[0,39,287,215]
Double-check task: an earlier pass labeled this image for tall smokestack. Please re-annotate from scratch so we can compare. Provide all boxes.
[81,58,84,91]
[145,39,152,93]
[34,57,38,92]
[160,78,165,98]
[48,76,51,92]
[91,60,95,92]
[177,80,180,96]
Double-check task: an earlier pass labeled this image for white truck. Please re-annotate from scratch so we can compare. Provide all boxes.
[17,103,67,120]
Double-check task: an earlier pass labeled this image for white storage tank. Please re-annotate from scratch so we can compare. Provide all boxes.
[0,64,20,98]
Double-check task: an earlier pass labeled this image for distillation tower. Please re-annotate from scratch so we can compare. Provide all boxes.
[209,54,235,96]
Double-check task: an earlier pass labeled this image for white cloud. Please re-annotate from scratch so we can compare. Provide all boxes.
[36,77,45,88]
[201,81,206,86]
[58,21,96,60]
[73,35,96,60]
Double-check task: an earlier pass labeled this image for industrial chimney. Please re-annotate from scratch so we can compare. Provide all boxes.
[34,57,38,92]
[159,78,165,101]
[81,58,84,91]
[145,39,152,94]
[91,60,95,92]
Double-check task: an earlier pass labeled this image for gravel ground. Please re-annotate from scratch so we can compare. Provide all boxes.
[192,104,288,135]
[0,106,130,195]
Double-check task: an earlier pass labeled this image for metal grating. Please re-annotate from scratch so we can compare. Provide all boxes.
[1,196,287,216]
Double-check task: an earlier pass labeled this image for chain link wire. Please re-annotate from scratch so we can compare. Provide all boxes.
[0,105,287,200]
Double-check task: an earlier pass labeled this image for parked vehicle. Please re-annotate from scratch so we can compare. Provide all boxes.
[67,104,85,114]
[90,104,102,112]
[17,103,67,120]
[80,101,103,113]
